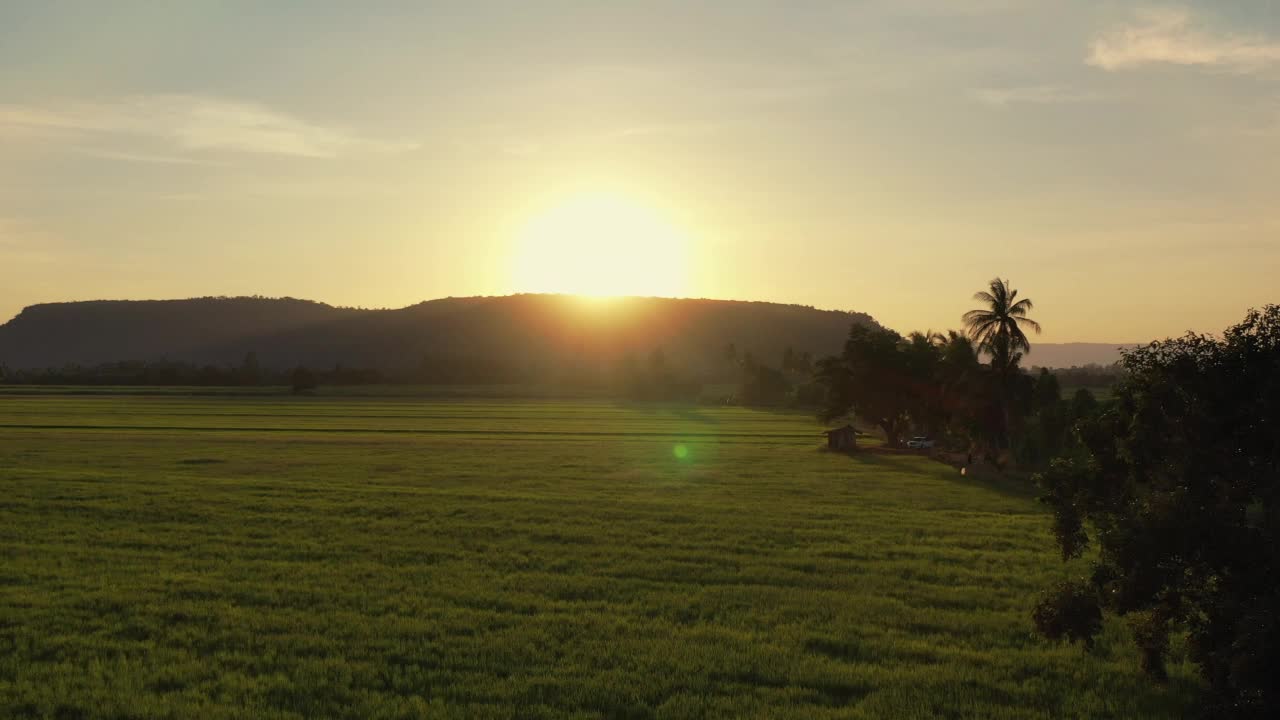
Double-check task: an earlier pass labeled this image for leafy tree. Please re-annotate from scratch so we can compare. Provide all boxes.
[901,331,948,437]
[937,330,999,443]
[1034,306,1280,717]
[1033,368,1061,411]
[1008,369,1069,468]
[819,325,912,447]
[1069,387,1098,419]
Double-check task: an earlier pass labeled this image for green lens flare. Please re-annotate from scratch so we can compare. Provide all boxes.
[673,444,689,460]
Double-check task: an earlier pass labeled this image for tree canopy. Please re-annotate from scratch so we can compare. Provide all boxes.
[1035,305,1280,717]
[818,325,990,448]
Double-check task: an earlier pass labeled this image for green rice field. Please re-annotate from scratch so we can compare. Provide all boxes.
[0,389,1198,718]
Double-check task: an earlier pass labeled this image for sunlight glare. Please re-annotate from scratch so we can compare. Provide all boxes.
[509,191,691,298]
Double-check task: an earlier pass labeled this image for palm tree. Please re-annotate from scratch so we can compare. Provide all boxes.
[962,278,1041,452]
[962,278,1041,375]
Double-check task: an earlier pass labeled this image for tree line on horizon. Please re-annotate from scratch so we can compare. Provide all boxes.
[815,277,1094,468]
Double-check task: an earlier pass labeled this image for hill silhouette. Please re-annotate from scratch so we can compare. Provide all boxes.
[0,295,879,378]
[1023,343,1133,369]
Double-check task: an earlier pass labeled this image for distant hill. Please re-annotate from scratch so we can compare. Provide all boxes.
[1025,343,1137,369]
[0,295,879,376]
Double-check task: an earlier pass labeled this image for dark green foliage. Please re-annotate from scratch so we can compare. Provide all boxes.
[819,327,995,450]
[1069,387,1098,419]
[1032,369,1060,411]
[819,325,913,447]
[792,379,827,407]
[1032,580,1103,650]
[1035,306,1280,718]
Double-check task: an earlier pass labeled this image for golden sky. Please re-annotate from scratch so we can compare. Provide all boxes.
[1,1,1278,342]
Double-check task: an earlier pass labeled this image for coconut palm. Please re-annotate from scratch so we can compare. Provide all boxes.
[962,278,1041,374]
[963,278,1041,453]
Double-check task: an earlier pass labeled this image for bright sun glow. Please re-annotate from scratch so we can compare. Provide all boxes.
[510,191,691,298]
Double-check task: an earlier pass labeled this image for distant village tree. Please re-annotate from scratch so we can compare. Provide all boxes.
[739,364,791,406]
[796,350,813,375]
[648,346,666,373]
[1069,387,1097,419]
[239,351,262,386]
[290,365,318,394]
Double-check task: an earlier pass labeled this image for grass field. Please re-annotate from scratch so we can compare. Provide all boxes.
[1,389,1198,718]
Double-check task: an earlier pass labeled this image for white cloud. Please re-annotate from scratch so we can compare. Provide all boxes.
[972,85,1103,107]
[1089,7,1280,72]
[0,95,417,158]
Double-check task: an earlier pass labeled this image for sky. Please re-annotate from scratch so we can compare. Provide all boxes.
[1,0,1278,342]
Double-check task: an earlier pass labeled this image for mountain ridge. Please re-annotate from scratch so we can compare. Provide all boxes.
[0,294,875,373]
[0,294,1135,372]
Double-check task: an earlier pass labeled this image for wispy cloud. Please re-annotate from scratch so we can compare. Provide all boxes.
[70,147,225,166]
[972,85,1103,107]
[0,95,417,159]
[1089,7,1280,73]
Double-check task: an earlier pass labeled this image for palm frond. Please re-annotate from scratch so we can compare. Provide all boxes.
[1009,298,1034,315]
[963,277,1040,370]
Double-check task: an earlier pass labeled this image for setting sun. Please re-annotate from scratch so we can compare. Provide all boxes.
[509,191,691,298]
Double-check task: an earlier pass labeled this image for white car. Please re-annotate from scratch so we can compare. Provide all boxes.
[906,436,935,449]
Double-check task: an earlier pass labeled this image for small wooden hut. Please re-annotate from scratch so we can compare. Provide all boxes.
[823,424,857,451]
